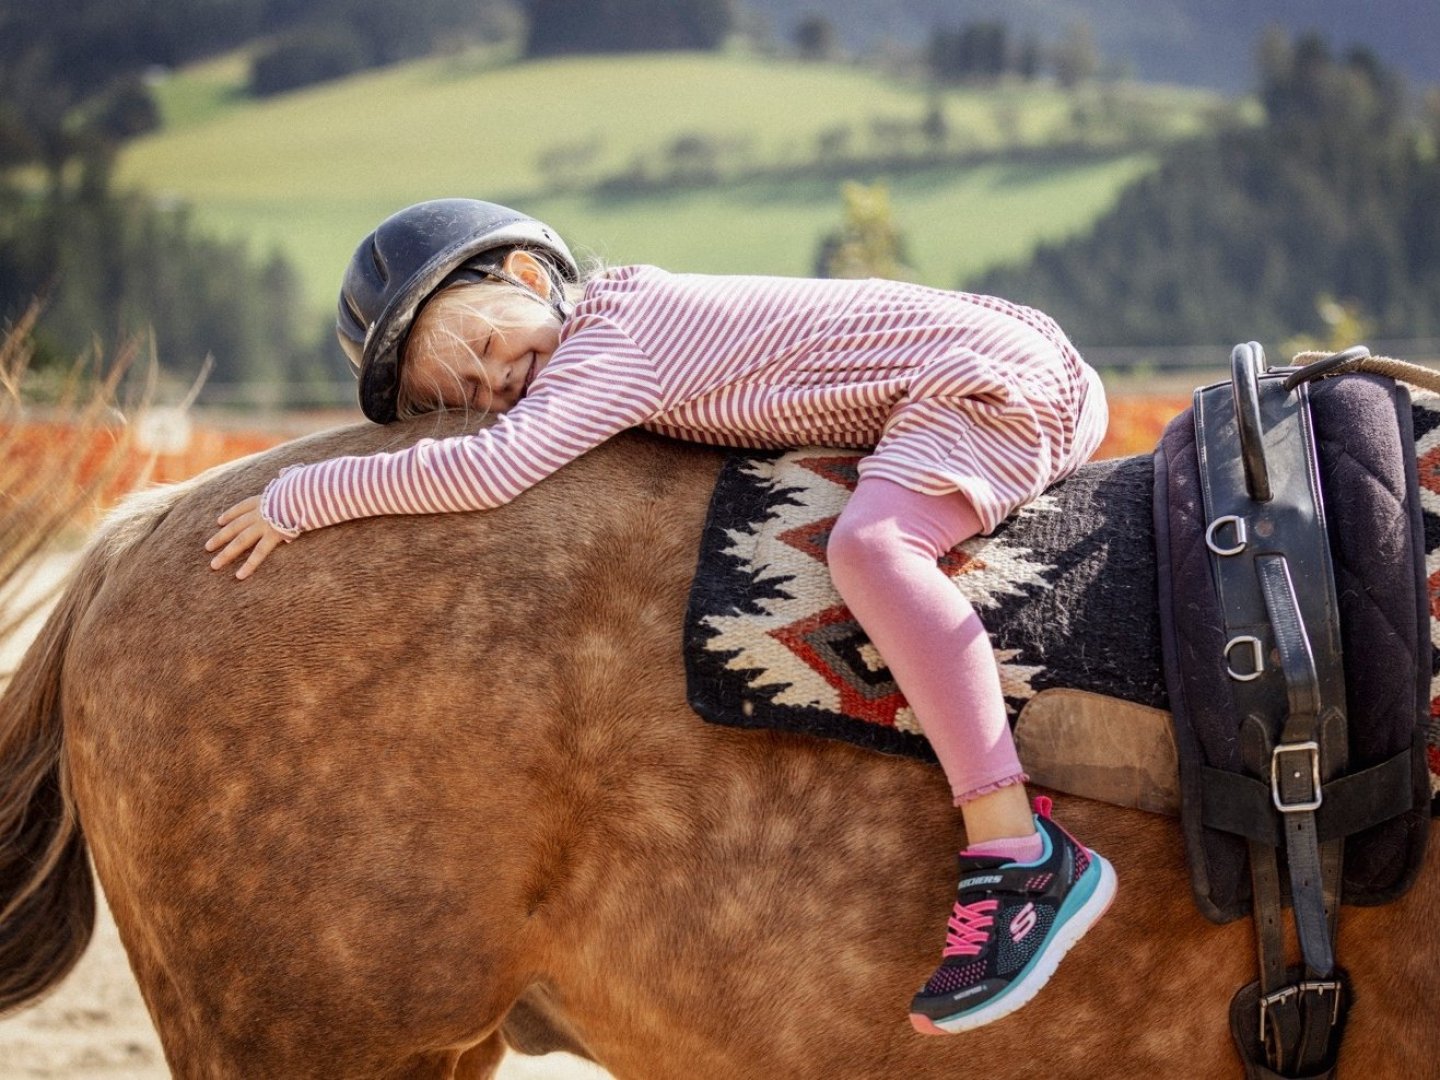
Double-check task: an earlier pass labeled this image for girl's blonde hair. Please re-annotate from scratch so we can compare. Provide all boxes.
[395,256,596,421]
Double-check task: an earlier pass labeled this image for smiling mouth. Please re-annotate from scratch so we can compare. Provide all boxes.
[521,354,536,394]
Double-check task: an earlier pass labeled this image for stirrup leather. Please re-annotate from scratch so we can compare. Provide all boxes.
[1194,343,1349,1077]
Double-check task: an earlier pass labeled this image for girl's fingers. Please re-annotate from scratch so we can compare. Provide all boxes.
[216,495,261,527]
[209,523,265,570]
[234,533,282,581]
[204,514,251,552]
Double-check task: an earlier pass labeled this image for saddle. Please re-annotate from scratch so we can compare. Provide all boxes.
[1153,345,1432,1079]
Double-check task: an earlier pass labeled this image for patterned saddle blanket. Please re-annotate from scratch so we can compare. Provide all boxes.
[684,395,1440,816]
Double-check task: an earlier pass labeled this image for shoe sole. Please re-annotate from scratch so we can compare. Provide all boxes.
[909,852,1118,1035]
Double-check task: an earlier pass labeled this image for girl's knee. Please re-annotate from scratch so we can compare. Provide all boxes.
[828,484,980,601]
[827,506,910,598]
[828,507,879,560]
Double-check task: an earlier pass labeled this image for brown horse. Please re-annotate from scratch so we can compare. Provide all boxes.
[1,413,1436,1079]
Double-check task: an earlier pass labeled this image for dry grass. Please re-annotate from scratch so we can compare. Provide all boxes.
[0,310,147,667]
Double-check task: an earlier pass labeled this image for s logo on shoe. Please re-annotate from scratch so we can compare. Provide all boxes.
[1010,902,1037,943]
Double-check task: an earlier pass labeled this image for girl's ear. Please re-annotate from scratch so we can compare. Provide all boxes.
[501,249,553,299]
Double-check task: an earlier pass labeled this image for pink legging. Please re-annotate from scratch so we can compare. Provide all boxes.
[827,476,1024,805]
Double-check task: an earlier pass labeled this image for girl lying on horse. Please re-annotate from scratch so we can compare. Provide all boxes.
[204,198,1117,1035]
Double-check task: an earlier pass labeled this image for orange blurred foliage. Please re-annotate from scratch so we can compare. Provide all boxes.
[1093,395,1190,459]
[0,421,285,518]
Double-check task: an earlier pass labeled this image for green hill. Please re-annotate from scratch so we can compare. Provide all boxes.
[119,49,1218,317]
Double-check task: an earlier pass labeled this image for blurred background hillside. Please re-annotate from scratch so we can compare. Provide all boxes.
[2,0,1438,413]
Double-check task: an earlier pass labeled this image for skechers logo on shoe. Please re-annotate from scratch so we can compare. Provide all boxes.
[959,874,1003,890]
[1010,902,1037,943]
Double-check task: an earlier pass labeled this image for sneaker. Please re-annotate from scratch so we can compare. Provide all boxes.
[909,796,1116,1034]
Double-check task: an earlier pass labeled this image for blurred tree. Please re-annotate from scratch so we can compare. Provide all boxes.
[732,6,776,55]
[0,101,39,170]
[793,13,839,61]
[921,95,949,150]
[666,132,723,183]
[526,0,733,56]
[814,181,912,280]
[815,124,853,163]
[1053,22,1099,90]
[869,116,914,157]
[536,135,605,190]
[0,0,529,403]
[250,0,521,94]
[0,0,273,178]
[1425,88,1440,147]
[250,25,367,96]
[928,22,1009,83]
[91,76,161,141]
[0,177,326,401]
[0,0,523,148]
[1015,34,1042,81]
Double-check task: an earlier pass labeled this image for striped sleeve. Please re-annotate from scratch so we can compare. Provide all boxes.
[260,321,662,535]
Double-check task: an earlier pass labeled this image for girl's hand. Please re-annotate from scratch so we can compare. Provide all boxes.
[205,495,289,580]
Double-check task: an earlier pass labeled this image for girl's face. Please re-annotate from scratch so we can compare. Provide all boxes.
[401,252,562,415]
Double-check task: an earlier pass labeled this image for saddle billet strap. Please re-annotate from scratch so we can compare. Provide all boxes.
[1239,716,1345,1078]
[1254,553,1334,975]
[1194,351,1349,1077]
[1240,717,1346,1078]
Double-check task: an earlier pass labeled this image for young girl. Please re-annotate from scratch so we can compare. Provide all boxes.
[206,197,1117,1035]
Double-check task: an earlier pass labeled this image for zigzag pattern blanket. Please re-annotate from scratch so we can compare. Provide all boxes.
[684,393,1440,804]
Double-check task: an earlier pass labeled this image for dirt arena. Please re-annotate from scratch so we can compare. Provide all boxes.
[0,553,612,1080]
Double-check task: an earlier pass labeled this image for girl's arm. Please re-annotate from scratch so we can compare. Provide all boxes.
[207,341,662,578]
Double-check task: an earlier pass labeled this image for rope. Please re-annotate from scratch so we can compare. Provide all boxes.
[1290,350,1440,394]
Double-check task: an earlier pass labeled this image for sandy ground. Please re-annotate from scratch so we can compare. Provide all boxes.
[0,551,613,1079]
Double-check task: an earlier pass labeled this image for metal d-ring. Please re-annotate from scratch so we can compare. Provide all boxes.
[1224,635,1264,681]
[1204,514,1248,556]
[1231,342,1271,503]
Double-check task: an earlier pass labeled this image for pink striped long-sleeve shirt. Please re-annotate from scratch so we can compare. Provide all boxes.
[262,266,1107,537]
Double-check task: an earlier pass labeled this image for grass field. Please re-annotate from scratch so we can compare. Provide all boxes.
[120,49,1216,314]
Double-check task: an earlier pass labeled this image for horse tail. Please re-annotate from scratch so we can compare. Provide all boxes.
[0,547,112,1015]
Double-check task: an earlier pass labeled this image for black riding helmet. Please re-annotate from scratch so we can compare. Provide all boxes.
[337,198,579,423]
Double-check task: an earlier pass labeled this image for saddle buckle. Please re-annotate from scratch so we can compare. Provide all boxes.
[1298,980,1344,1025]
[1259,980,1344,1062]
[1258,984,1296,1033]
[1270,741,1322,813]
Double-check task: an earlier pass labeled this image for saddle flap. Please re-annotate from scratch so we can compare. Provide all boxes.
[1013,689,1179,816]
[1156,369,1431,923]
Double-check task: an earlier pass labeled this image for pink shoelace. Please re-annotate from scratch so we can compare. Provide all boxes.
[942,898,998,957]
